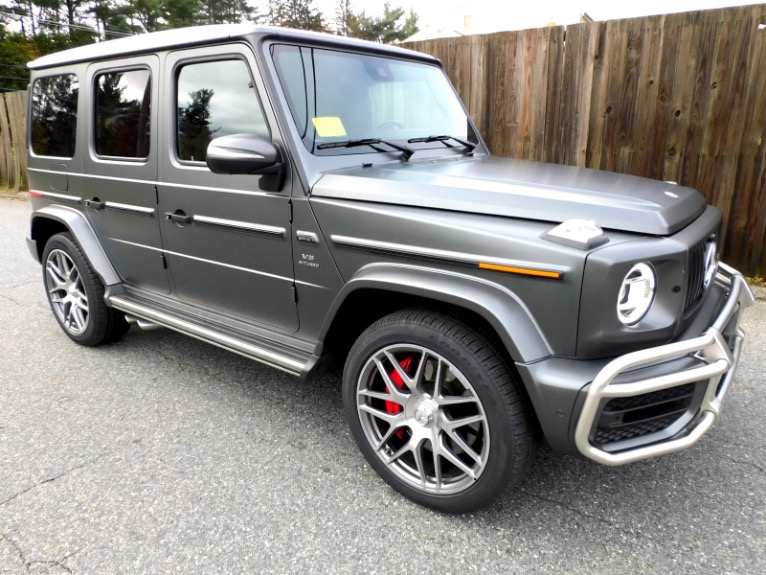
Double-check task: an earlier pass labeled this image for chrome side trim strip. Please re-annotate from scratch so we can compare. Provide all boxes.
[105,202,155,216]
[32,190,82,203]
[193,215,285,237]
[574,264,754,466]
[109,296,305,376]
[158,180,269,197]
[331,234,565,273]
[29,168,270,197]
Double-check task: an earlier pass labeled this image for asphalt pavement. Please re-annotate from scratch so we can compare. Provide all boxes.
[1,196,764,575]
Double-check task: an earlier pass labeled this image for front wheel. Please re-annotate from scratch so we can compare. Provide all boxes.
[343,309,534,513]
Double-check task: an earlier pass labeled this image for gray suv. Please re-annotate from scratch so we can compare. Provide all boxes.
[26,25,754,513]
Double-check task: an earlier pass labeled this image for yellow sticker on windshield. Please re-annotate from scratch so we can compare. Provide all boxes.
[313,117,347,138]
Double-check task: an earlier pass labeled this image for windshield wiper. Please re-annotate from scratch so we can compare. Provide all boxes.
[407,135,476,154]
[317,138,414,161]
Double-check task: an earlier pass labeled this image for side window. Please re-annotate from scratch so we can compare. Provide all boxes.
[30,74,79,157]
[94,69,151,158]
[176,59,269,163]
[271,45,310,138]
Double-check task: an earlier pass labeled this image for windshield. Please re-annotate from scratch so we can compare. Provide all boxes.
[271,44,478,156]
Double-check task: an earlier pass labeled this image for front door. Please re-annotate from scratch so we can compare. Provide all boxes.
[158,45,298,331]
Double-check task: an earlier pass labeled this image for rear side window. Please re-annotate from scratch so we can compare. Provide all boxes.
[176,59,269,163]
[30,74,79,157]
[94,69,152,158]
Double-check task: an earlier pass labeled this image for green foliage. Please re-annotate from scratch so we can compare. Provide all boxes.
[203,0,254,24]
[178,87,216,161]
[342,1,418,43]
[0,0,422,91]
[0,30,33,91]
[0,0,259,42]
[268,0,326,32]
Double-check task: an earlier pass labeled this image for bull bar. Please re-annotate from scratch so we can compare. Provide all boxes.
[574,262,755,465]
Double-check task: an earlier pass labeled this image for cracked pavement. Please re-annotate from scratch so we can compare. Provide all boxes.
[1,197,765,574]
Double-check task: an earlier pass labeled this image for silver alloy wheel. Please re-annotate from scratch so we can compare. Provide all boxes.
[45,248,90,335]
[356,344,490,495]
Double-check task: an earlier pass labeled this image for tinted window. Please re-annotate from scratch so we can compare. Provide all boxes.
[95,69,151,158]
[30,74,79,157]
[176,59,268,163]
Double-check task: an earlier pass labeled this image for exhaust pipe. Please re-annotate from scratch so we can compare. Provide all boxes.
[125,315,162,331]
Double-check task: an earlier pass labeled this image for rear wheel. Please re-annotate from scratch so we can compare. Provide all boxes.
[42,233,128,346]
[343,309,533,513]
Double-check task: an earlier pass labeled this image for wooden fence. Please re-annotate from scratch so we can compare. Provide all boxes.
[406,5,766,276]
[0,90,28,194]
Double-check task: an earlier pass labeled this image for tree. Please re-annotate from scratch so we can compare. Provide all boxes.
[202,0,254,24]
[0,30,34,91]
[334,0,351,36]
[178,88,217,162]
[131,0,163,32]
[88,0,140,39]
[342,2,418,44]
[268,0,325,32]
[0,0,262,69]
[61,0,96,39]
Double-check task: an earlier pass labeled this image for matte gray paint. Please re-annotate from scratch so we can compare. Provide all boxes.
[312,158,707,236]
[578,205,722,358]
[309,196,589,357]
[81,55,169,295]
[29,205,121,286]
[319,263,553,363]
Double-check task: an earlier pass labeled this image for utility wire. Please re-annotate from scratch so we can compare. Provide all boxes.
[0,9,137,38]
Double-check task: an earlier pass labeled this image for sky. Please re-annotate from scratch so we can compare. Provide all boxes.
[309,0,765,30]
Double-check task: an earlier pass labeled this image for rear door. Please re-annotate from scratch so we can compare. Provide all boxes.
[158,44,298,331]
[82,56,168,294]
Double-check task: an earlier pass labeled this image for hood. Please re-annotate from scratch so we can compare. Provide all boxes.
[310,156,707,235]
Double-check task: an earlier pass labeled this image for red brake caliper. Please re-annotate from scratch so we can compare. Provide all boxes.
[386,356,413,438]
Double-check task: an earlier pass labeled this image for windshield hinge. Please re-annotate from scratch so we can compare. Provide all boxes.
[288,200,293,223]
[291,283,298,303]
[154,185,159,205]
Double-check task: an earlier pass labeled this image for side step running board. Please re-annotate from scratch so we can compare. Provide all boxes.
[110,295,306,376]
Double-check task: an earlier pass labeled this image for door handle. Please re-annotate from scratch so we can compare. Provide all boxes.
[164,211,192,224]
[86,198,106,210]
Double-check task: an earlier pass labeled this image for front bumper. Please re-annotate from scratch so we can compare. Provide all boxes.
[574,262,754,465]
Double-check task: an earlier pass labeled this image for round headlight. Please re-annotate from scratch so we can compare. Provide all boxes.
[617,263,656,326]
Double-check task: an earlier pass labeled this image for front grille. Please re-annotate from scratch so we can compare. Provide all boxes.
[593,383,696,446]
[685,242,707,311]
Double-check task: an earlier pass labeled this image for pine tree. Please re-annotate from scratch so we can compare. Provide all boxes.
[346,2,418,43]
[268,0,325,32]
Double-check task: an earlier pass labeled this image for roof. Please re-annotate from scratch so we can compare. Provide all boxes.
[28,24,436,70]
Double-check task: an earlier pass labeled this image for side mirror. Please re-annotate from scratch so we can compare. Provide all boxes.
[206,134,286,190]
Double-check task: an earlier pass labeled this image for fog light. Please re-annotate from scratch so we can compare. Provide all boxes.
[617,263,656,326]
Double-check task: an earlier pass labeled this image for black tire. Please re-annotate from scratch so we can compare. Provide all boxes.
[343,308,534,513]
[42,232,129,346]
